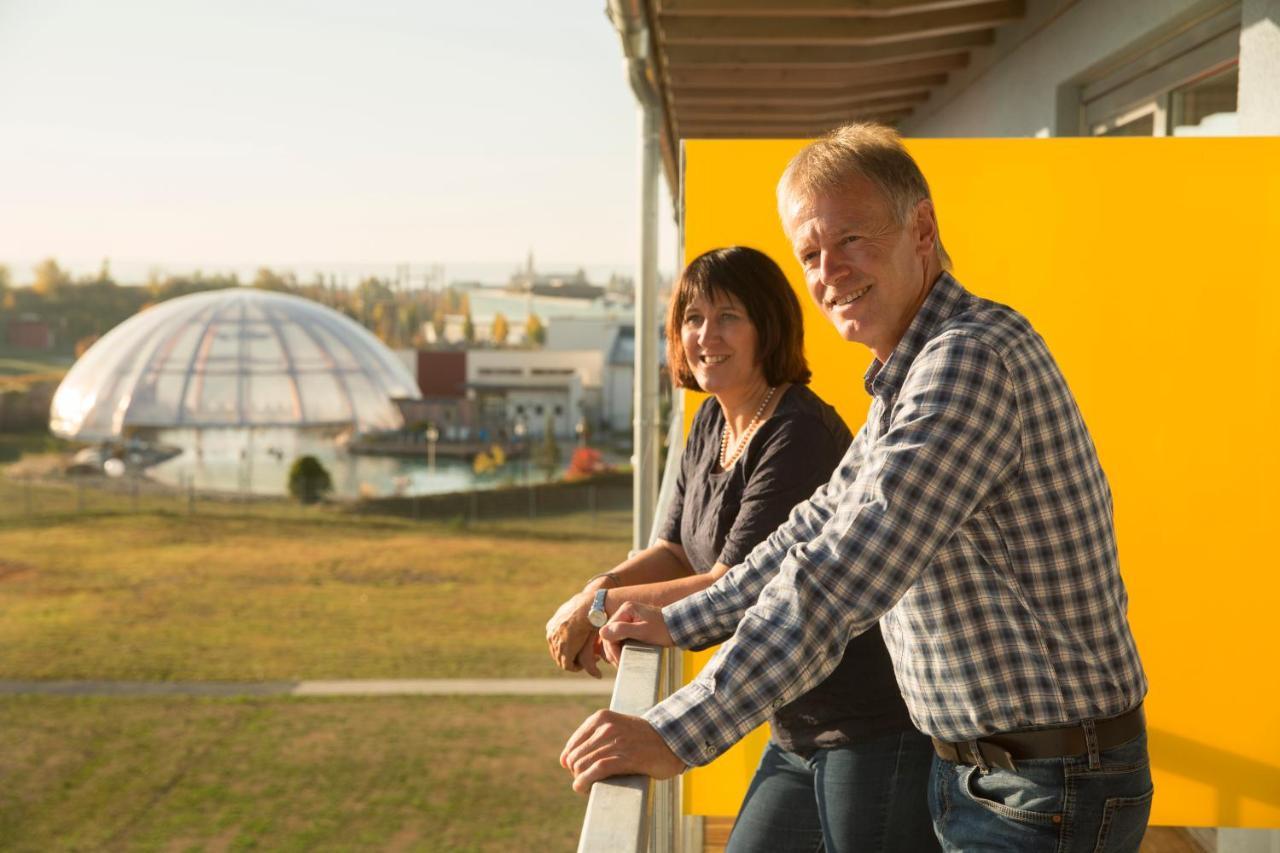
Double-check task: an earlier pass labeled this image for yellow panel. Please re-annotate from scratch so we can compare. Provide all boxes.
[678,137,1280,829]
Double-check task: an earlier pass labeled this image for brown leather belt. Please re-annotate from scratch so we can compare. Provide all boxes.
[931,704,1145,772]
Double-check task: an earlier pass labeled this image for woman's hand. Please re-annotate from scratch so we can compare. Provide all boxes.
[545,590,598,673]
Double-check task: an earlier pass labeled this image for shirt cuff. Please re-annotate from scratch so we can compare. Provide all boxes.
[642,680,727,768]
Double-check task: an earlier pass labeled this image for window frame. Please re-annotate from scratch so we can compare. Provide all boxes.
[1079,3,1240,137]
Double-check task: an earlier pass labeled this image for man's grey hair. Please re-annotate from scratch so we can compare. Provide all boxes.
[778,121,952,271]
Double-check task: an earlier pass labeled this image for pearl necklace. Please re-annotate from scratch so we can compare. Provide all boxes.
[719,385,776,470]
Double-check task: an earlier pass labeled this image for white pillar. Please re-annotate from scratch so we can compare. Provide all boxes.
[632,99,660,552]
[1238,0,1280,133]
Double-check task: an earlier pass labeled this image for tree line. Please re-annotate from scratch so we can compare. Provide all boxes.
[0,259,545,354]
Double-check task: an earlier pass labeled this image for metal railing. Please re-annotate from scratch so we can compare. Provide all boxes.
[576,642,667,853]
[576,397,687,853]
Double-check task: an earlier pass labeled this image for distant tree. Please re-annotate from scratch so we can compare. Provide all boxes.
[490,312,509,345]
[399,303,420,346]
[431,306,448,343]
[75,334,100,358]
[32,258,71,298]
[534,414,562,481]
[287,455,333,504]
[148,271,238,303]
[525,312,546,346]
[371,302,394,344]
[252,267,294,292]
[355,277,394,321]
[462,311,476,344]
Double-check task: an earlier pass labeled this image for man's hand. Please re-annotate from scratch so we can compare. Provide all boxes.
[561,709,685,794]
[545,591,597,674]
[599,601,674,665]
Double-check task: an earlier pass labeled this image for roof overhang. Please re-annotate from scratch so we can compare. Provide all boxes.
[609,0,1028,190]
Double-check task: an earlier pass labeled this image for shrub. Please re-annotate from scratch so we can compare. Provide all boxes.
[287,455,333,504]
[565,447,605,481]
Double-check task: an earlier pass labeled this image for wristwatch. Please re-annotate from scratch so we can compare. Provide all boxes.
[587,588,609,628]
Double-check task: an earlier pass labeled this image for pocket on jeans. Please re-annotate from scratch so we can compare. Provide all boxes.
[960,765,1064,828]
[1093,786,1154,853]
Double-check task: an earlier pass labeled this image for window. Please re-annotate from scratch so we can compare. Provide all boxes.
[1170,66,1239,135]
[1080,4,1239,137]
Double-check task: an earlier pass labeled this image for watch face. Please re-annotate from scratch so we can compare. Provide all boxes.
[588,589,609,628]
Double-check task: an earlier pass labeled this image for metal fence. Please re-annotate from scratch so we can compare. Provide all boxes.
[0,471,633,523]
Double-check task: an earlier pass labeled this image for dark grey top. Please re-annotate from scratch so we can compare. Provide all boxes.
[657,384,914,755]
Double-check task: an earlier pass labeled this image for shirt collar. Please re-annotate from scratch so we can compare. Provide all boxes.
[863,271,967,399]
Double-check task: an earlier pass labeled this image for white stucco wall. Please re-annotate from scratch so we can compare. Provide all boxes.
[900,0,1239,137]
[466,349,603,388]
[1239,0,1280,132]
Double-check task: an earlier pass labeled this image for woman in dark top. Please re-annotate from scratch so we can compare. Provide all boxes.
[546,246,937,852]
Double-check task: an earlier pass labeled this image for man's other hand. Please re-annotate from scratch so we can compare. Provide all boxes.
[599,601,674,665]
[560,709,684,795]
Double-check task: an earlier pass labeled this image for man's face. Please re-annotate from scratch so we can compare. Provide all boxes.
[781,173,937,360]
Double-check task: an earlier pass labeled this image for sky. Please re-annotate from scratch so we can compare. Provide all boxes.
[0,0,676,285]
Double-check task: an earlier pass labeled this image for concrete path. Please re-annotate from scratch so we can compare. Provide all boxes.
[0,678,615,698]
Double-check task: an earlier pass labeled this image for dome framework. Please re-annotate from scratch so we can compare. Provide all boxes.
[51,288,420,441]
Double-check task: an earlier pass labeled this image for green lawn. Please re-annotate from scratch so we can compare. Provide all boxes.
[0,495,631,680]
[0,483,627,849]
[0,694,599,852]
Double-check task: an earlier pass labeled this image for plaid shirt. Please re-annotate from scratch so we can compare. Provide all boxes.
[645,273,1147,766]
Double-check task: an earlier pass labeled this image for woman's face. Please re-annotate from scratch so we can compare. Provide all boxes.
[680,289,762,396]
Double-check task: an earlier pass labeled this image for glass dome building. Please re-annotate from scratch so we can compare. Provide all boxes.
[50,287,421,441]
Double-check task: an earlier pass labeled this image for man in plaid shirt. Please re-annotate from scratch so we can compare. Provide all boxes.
[563,123,1151,852]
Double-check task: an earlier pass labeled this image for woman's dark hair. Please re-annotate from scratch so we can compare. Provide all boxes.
[666,246,811,392]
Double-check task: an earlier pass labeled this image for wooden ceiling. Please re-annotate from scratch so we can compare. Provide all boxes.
[638,0,1027,150]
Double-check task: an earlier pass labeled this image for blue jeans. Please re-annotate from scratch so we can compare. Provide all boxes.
[929,732,1153,852]
[726,730,939,853]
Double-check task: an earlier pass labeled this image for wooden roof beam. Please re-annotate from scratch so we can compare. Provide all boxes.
[677,110,917,136]
[660,0,1002,16]
[680,95,928,123]
[671,74,947,105]
[666,52,968,88]
[663,29,993,67]
[660,0,1023,46]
